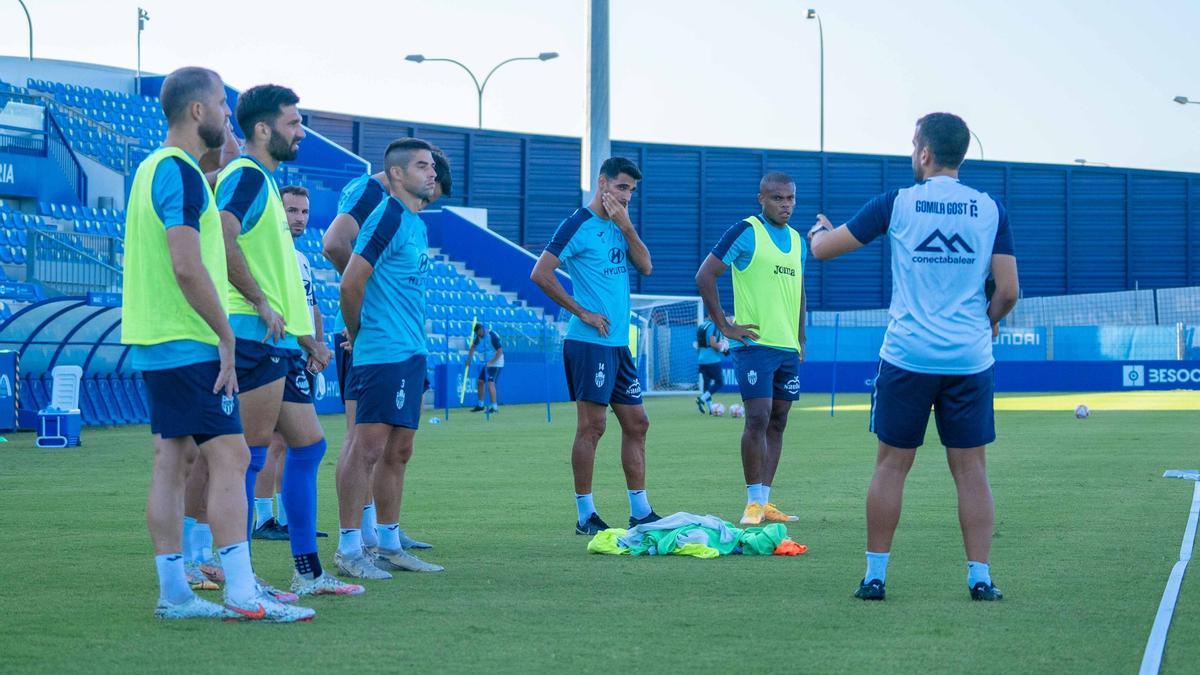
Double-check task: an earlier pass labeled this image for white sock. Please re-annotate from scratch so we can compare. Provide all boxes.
[338,528,363,557]
[761,484,772,504]
[700,391,712,402]
[746,483,764,505]
[155,553,193,605]
[217,541,257,605]
[361,503,379,547]
[275,492,288,527]
[377,523,401,550]
[575,493,595,524]
[254,498,274,528]
[193,523,213,561]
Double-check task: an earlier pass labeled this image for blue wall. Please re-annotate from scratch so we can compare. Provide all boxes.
[306,110,1200,311]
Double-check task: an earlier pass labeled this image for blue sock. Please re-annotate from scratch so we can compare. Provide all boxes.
[628,490,651,519]
[244,445,268,541]
[747,483,764,505]
[575,493,595,524]
[194,523,213,561]
[865,551,890,584]
[967,560,991,588]
[761,484,772,504]
[182,516,196,561]
[281,440,326,563]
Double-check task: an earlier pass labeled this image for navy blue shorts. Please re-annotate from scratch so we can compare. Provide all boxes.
[334,333,354,403]
[731,345,801,401]
[699,362,724,393]
[477,366,502,383]
[235,338,289,393]
[563,339,643,406]
[348,355,426,429]
[282,354,314,404]
[143,361,242,443]
[869,360,996,449]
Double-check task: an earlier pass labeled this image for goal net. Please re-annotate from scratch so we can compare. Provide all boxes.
[630,294,704,395]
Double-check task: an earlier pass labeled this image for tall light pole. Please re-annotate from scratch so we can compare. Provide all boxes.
[584,0,610,198]
[1174,96,1200,106]
[807,8,824,152]
[136,8,149,94]
[16,0,32,60]
[405,52,559,129]
[969,129,985,160]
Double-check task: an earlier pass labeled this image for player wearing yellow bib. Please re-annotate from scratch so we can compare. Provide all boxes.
[124,66,310,622]
[696,173,807,526]
[215,85,358,598]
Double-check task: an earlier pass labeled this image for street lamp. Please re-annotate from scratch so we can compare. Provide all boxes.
[1174,96,1199,105]
[405,52,559,128]
[16,0,32,60]
[968,130,984,160]
[806,8,824,152]
[136,8,149,93]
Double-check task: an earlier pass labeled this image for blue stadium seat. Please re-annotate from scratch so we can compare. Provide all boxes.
[79,382,100,426]
[106,374,136,424]
[133,375,149,421]
[119,375,147,423]
[85,377,115,425]
[0,247,13,265]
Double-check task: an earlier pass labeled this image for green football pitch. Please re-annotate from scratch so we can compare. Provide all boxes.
[1,393,1197,673]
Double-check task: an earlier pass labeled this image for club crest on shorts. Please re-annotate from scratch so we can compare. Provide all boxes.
[747,369,758,386]
[220,394,235,416]
[594,362,606,388]
[270,356,280,364]
[297,373,310,396]
[626,380,642,398]
[784,376,800,394]
[395,380,407,410]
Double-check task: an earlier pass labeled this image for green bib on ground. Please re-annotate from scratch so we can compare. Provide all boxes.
[731,215,804,351]
[216,157,313,338]
[121,147,227,346]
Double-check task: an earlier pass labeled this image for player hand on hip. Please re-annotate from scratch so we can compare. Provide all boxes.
[214,335,239,396]
[579,309,611,337]
[256,299,287,344]
[722,321,759,346]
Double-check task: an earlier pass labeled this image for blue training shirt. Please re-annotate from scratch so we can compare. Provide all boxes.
[216,155,298,352]
[697,321,723,365]
[545,207,633,348]
[351,196,429,365]
[131,150,219,371]
[846,175,1015,375]
[337,173,389,226]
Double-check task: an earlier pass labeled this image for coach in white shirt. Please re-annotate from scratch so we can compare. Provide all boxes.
[808,112,1019,602]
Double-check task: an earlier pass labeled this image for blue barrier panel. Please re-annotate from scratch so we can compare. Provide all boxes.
[1053,326,1177,360]
[994,327,1048,360]
[434,360,570,409]
[0,350,15,431]
[311,360,342,415]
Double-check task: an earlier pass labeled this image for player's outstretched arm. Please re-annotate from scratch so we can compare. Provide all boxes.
[808,214,866,260]
[601,192,652,276]
[987,254,1019,335]
[322,213,360,274]
[340,253,374,345]
[166,227,239,396]
[531,251,610,337]
[220,210,286,343]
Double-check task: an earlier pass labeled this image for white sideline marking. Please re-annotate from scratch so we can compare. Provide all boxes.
[1139,478,1200,675]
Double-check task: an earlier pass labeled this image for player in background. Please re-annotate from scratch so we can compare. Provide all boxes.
[323,148,451,555]
[696,173,807,527]
[214,84,358,599]
[334,139,444,579]
[807,112,1018,601]
[252,186,329,542]
[123,66,309,621]
[694,313,728,414]
[465,322,504,413]
[530,157,661,535]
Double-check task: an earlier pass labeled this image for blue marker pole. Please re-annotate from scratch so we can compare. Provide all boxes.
[544,322,552,424]
[443,336,450,422]
[830,313,840,417]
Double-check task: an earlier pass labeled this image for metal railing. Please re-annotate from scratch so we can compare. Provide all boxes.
[26,230,122,296]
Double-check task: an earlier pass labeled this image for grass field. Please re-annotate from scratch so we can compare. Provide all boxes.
[0,393,1197,673]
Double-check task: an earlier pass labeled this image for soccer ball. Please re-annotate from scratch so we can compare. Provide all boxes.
[710,402,726,417]
[729,403,745,418]
[1074,404,1090,419]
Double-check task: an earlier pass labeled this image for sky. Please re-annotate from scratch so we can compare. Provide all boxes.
[1,0,1198,172]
